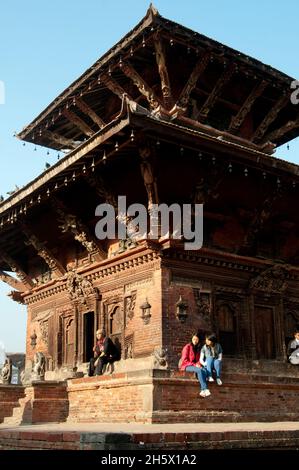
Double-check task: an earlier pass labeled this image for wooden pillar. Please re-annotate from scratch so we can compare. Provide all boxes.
[248,293,257,360]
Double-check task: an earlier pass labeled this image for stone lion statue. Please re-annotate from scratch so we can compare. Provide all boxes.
[1,359,12,384]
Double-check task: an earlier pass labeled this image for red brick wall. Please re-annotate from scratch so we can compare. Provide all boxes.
[0,385,25,423]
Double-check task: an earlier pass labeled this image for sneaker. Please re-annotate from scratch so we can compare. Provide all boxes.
[199,390,207,397]
[208,376,214,382]
[216,378,222,386]
[204,389,211,397]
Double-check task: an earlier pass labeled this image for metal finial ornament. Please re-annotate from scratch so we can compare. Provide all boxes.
[102,151,107,164]
[228,162,233,173]
[83,164,87,174]
[91,158,95,172]
[115,141,119,151]
[244,168,248,177]
[72,171,76,181]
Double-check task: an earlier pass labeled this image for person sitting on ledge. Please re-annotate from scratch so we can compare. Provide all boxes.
[179,333,210,397]
[88,329,120,376]
[287,327,299,365]
[200,333,223,386]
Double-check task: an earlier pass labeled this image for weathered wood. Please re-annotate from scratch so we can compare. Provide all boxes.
[263,116,299,144]
[253,95,289,142]
[0,250,34,289]
[0,270,27,292]
[176,51,210,110]
[63,109,94,137]
[198,64,235,121]
[43,130,77,150]
[229,80,268,133]
[154,37,173,108]
[101,74,134,102]
[21,224,66,277]
[75,98,106,129]
[121,61,161,109]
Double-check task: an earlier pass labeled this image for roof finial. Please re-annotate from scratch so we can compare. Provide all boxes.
[147,3,159,19]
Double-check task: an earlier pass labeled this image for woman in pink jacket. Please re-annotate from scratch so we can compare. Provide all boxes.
[180,333,210,397]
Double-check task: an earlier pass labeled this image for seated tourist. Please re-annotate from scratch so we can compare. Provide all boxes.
[179,333,210,397]
[88,329,120,376]
[287,327,299,365]
[200,333,223,385]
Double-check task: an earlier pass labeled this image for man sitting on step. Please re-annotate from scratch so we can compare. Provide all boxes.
[88,329,120,376]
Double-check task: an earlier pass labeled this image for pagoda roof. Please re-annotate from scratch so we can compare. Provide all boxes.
[17,4,298,151]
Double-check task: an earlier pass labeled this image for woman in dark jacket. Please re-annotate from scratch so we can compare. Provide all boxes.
[180,333,210,397]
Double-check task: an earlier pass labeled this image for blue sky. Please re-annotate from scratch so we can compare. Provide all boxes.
[0,0,298,352]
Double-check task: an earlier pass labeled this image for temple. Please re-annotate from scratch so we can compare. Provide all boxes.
[0,5,299,429]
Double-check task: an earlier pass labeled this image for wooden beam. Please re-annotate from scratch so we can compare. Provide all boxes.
[154,37,173,108]
[21,225,66,277]
[62,109,94,137]
[176,52,210,110]
[75,98,106,129]
[198,64,235,122]
[52,198,106,261]
[43,130,77,149]
[229,80,268,133]
[253,95,289,142]
[0,250,34,289]
[0,270,27,292]
[121,61,161,109]
[263,116,299,144]
[101,74,134,101]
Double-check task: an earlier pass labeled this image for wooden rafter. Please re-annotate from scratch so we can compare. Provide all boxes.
[198,64,235,121]
[62,109,94,137]
[176,51,211,110]
[121,61,161,109]
[0,270,27,292]
[0,250,34,289]
[43,130,77,149]
[229,80,268,133]
[22,224,66,277]
[75,98,106,129]
[263,116,299,144]
[154,37,173,108]
[101,73,134,101]
[253,95,289,142]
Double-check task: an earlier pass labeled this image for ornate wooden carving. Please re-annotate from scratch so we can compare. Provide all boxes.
[194,289,212,329]
[62,109,94,137]
[0,250,34,289]
[154,37,173,108]
[176,51,210,110]
[124,291,137,324]
[66,268,95,304]
[101,73,134,101]
[75,98,106,129]
[139,144,159,208]
[121,61,161,109]
[249,264,289,294]
[22,225,65,276]
[53,198,106,260]
[229,80,268,133]
[253,95,289,142]
[198,64,235,121]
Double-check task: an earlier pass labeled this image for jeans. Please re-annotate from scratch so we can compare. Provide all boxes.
[185,365,208,391]
[206,357,222,378]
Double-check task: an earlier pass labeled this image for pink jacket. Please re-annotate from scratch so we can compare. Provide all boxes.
[180,343,201,370]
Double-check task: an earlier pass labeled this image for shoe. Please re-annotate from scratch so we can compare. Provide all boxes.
[216,378,222,386]
[199,389,211,397]
[208,376,214,382]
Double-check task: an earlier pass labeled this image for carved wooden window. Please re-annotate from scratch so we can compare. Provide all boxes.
[217,303,237,356]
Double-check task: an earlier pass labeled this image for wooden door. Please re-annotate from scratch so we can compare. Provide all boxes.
[65,318,75,365]
[254,306,275,359]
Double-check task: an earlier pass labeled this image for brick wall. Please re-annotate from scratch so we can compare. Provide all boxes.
[0,385,25,423]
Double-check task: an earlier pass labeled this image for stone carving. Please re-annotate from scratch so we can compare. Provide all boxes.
[249,264,289,294]
[32,352,46,381]
[1,359,12,384]
[39,320,49,345]
[66,268,95,304]
[194,290,212,329]
[124,291,137,323]
[153,347,168,368]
